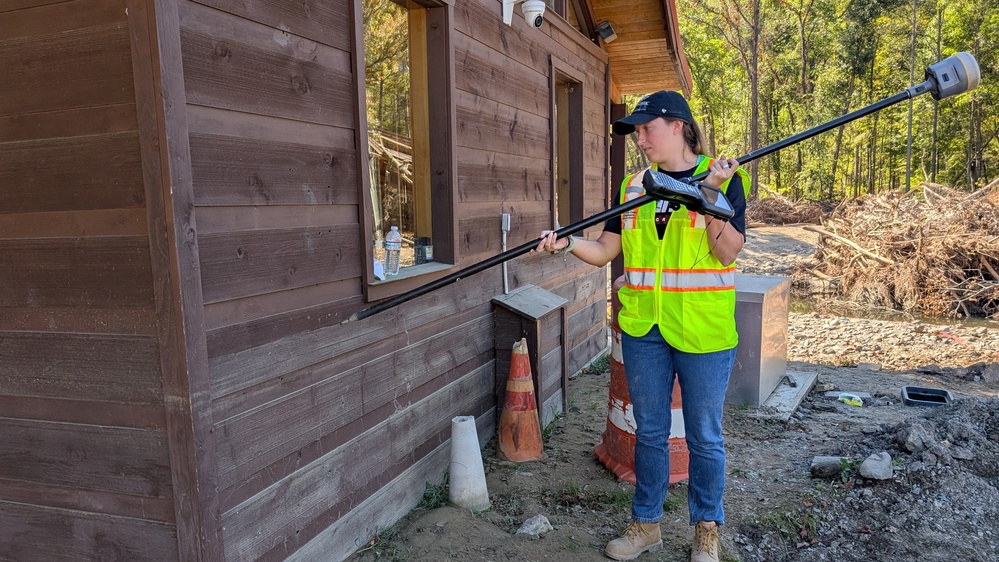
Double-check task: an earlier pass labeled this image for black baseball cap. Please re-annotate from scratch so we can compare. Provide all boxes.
[612,90,693,136]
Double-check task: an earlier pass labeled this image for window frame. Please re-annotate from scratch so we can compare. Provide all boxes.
[549,55,585,229]
[353,0,458,302]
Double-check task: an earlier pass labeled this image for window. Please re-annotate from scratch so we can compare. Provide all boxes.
[550,57,584,228]
[359,0,455,298]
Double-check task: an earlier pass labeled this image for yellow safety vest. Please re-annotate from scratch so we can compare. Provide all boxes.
[617,156,749,353]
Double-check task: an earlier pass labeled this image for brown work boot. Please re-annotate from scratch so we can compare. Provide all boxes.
[605,521,662,560]
[690,521,720,562]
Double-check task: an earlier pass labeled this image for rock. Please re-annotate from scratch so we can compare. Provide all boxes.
[861,425,883,435]
[897,423,936,452]
[858,362,882,371]
[810,456,848,478]
[515,515,553,537]
[918,364,943,374]
[859,452,894,480]
[951,446,975,461]
[982,363,999,384]
[815,382,835,392]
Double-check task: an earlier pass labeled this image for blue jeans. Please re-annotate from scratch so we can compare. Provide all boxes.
[621,328,736,526]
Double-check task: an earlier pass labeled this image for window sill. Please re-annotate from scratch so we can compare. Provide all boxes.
[365,262,457,302]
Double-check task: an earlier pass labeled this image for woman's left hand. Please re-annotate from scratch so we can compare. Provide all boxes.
[704,155,739,187]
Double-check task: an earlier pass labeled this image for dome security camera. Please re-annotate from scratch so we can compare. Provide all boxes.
[521,0,546,28]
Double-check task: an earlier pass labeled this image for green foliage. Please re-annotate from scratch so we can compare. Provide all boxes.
[418,472,449,510]
[662,489,685,513]
[542,412,564,441]
[757,510,819,543]
[838,457,862,483]
[362,0,411,136]
[675,0,999,200]
[588,352,611,374]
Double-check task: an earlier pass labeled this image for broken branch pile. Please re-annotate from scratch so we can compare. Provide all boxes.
[792,183,999,318]
[745,185,825,225]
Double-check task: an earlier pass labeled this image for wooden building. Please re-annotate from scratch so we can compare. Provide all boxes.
[0,0,690,560]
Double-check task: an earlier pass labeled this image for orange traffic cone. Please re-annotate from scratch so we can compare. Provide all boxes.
[594,276,689,484]
[497,338,543,462]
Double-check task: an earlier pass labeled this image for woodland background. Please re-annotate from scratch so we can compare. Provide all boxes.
[668,0,998,201]
[364,0,998,203]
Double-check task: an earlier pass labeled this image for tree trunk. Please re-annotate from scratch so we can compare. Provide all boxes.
[830,71,856,200]
[749,0,761,198]
[905,0,917,192]
[931,4,942,182]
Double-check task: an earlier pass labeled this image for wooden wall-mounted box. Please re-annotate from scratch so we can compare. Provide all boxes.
[492,285,568,431]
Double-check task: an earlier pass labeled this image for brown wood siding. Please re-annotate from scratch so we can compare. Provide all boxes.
[0,0,179,559]
[0,501,178,561]
[221,364,494,562]
[452,0,609,383]
[167,1,498,560]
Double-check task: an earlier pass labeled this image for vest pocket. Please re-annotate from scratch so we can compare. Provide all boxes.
[681,297,737,352]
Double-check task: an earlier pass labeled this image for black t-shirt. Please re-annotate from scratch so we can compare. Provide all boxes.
[604,165,747,239]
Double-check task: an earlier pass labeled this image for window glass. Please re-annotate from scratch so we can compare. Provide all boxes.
[363,0,436,277]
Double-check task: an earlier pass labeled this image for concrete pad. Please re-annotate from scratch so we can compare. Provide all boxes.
[751,370,818,421]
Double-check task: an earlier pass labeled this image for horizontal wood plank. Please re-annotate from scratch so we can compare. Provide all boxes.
[0,0,72,13]
[196,205,358,234]
[179,0,353,127]
[203,278,359,331]
[0,477,174,522]
[0,500,177,562]
[185,104,355,149]
[285,431,454,562]
[0,306,156,334]
[208,300,490,416]
[0,418,171,498]
[217,347,492,505]
[190,0,351,52]
[0,23,133,117]
[189,133,357,206]
[569,324,608,375]
[0,133,144,214]
[0,395,165,429]
[0,208,147,239]
[454,32,548,119]
[220,363,494,561]
[456,148,550,203]
[0,236,153,308]
[456,89,550,158]
[0,0,124,40]
[0,103,137,143]
[198,224,361,304]
[0,332,163,403]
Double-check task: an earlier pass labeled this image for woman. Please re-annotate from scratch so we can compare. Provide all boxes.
[534,90,748,562]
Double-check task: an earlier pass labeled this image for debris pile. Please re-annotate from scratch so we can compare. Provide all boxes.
[746,187,825,225]
[792,183,999,318]
[741,398,999,562]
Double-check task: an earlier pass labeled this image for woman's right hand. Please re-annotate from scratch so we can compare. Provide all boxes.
[530,230,567,255]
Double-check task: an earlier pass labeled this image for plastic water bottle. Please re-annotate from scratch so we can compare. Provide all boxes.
[385,226,402,276]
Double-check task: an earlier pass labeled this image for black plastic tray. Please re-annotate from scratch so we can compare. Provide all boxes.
[901,386,953,407]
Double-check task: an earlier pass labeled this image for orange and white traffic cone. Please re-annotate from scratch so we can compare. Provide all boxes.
[497,338,543,462]
[595,276,689,484]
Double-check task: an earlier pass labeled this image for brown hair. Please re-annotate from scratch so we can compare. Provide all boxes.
[665,118,706,155]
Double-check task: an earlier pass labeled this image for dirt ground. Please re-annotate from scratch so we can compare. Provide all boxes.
[347,226,999,562]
